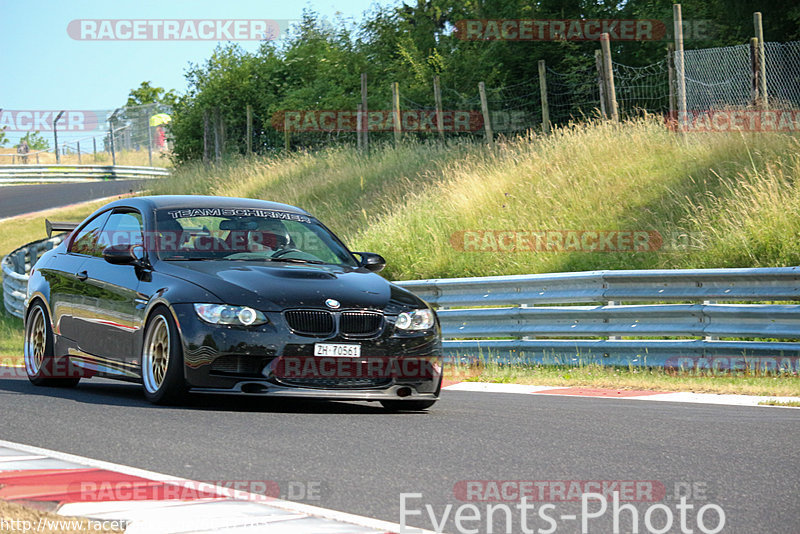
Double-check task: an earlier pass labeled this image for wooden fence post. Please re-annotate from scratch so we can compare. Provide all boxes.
[668,44,677,124]
[361,73,369,153]
[357,103,363,150]
[213,108,222,165]
[754,12,768,109]
[246,104,253,156]
[433,75,444,139]
[600,33,619,121]
[595,49,607,119]
[392,82,401,145]
[673,4,688,131]
[538,60,551,134]
[203,110,210,165]
[284,114,290,152]
[478,81,493,146]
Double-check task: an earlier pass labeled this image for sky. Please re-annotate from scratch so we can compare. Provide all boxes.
[0,0,397,144]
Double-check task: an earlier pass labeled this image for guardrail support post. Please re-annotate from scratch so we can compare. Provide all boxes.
[606,301,620,340]
[703,300,718,341]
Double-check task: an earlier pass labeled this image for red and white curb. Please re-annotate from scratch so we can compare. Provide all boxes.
[442,382,800,407]
[0,439,433,534]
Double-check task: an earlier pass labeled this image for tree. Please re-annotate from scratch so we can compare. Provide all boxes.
[168,0,800,163]
[126,81,178,108]
[0,126,7,147]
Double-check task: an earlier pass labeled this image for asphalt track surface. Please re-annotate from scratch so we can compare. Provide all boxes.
[0,180,146,219]
[0,375,797,533]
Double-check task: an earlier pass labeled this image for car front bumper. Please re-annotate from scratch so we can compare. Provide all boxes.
[171,304,443,400]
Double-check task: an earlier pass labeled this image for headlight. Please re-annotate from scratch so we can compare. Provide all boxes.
[395,308,435,330]
[193,303,268,326]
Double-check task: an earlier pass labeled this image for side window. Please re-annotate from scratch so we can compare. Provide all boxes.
[69,211,111,257]
[99,210,144,251]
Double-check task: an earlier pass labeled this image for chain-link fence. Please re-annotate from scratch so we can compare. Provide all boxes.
[684,44,751,111]
[190,39,799,157]
[107,103,173,158]
[765,41,800,108]
[614,59,670,116]
[684,41,800,111]
[546,65,602,124]
[1,104,173,166]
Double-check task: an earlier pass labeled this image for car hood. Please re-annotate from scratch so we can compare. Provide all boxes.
[155,260,425,312]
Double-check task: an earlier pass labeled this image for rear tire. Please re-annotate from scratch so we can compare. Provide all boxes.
[141,308,187,405]
[380,399,437,411]
[24,302,80,388]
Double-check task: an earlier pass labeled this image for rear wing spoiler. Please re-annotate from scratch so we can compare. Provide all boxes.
[45,219,80,238]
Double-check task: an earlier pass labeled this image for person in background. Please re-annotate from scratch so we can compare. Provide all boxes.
[17,139,29,164]
[156,126,166,151]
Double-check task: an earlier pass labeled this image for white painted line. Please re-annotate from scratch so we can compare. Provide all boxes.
[639,392,800,407]
[0,458,88,471]
[0,454,48,462]
[0,439,437,534]
[443,382,800,408]
[443,382,557,394]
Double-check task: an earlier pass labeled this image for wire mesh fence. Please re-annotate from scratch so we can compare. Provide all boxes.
[164,38,800,159]
[614,59,670,116]
[765,41,800,108]
[1,104,174,166]
[546,64,602,124]
[32,41,785,162]
[684,44,752,111]
[683,41,800,112]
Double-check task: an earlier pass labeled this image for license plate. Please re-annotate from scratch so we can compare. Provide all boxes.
[314,343,361,357]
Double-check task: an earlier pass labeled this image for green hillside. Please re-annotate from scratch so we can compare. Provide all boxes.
[153,118,800,280]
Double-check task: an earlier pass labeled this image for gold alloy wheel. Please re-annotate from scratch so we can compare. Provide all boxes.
[143,315,170,393]
[24,306,46,376]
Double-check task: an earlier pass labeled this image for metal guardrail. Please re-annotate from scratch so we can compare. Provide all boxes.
[2,235,67,318]
[0,164,169,182]
[395,269,800,367]
[3,235,799,368]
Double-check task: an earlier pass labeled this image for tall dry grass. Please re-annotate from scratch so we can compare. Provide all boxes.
[151,118,800,280]
[0,147,170,167]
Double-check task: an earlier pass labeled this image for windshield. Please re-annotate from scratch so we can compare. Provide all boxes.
[153,208,358,267]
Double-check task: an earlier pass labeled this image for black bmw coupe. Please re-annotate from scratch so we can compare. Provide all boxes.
[24,196,442,409]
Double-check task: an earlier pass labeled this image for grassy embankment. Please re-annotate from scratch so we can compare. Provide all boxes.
[2,118,799,395]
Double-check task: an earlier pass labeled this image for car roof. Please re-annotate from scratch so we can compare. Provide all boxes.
[100,195,311,216]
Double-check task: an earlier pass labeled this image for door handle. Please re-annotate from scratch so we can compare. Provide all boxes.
[76,270,88,281]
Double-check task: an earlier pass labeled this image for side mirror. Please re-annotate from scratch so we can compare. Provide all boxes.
[354,252,386,273]
[103,244,142,265]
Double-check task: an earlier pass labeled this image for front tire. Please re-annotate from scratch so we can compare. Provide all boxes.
[24,302,80,387]
[141,309,187,405]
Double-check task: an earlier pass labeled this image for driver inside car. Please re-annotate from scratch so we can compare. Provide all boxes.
[237,217,292,253]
